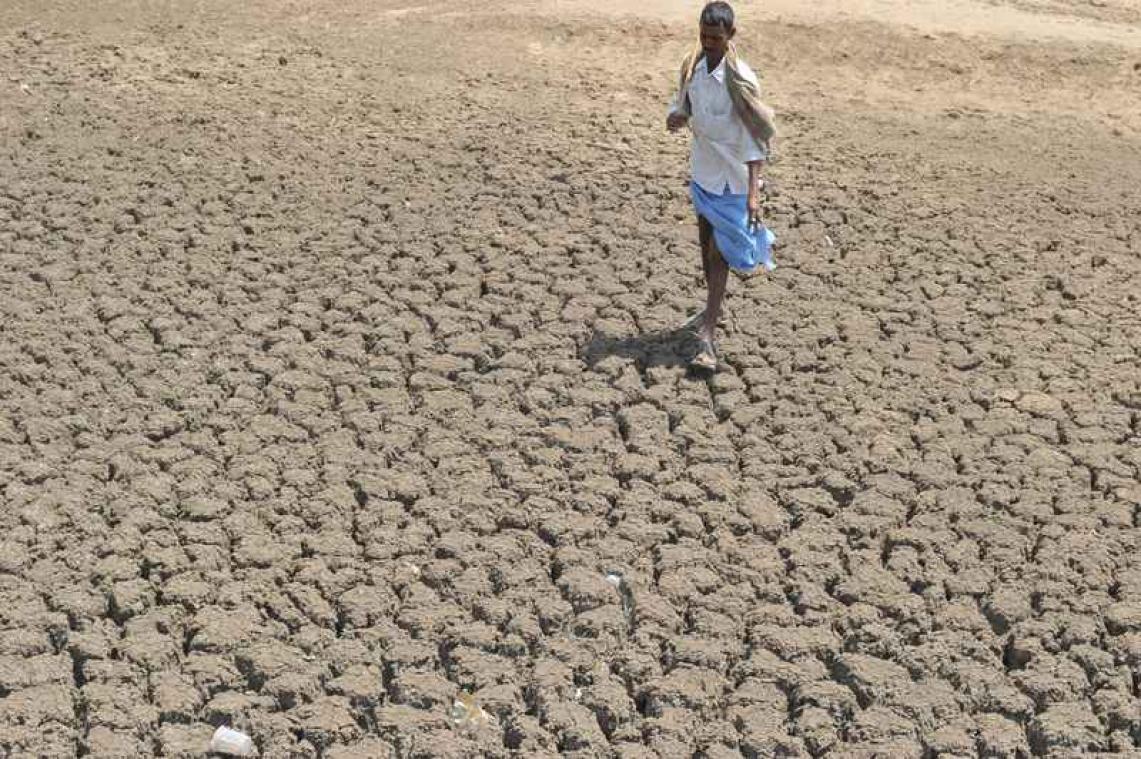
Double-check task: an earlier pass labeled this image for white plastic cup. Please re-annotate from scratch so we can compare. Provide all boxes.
[210,726,257,757]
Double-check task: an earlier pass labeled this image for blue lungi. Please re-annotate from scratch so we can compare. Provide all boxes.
[691,181,776,274]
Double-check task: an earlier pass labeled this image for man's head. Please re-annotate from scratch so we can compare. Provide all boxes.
[699,2,735,58]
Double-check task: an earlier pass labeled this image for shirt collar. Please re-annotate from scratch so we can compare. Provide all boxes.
[704,55,726,82]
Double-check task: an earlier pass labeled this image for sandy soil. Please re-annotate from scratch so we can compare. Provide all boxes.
[1,0,1139,756]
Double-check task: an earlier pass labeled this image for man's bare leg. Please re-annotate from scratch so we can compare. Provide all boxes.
[699,235,728,348]
[689,216,727,369]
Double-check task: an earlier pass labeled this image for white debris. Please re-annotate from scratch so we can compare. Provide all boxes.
[449,692,496,730]
[209,726,257,757]
[604,571,636,630]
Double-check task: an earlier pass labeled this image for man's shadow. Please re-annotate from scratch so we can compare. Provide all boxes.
[581,323,698,370]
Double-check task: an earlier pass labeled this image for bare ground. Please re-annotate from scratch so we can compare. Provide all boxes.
[0,0,1139,756]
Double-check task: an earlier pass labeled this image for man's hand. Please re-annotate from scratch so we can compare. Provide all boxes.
[747,161,764,230]
[747,192,762,231]
[666,111,689,132]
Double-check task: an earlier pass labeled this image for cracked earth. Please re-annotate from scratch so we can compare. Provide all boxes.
[1,0,1139,756]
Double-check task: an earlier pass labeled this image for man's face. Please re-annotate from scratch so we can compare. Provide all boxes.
[699,23,733,57]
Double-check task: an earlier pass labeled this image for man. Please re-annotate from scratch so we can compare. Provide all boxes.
[667,1,777,371]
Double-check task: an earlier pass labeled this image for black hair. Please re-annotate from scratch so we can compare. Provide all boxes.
[700,1,735,30]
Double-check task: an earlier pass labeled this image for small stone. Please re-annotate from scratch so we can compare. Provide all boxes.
[1015,392,1063,416]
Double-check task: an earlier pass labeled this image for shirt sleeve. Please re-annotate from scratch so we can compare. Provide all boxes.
[741,135,767,164]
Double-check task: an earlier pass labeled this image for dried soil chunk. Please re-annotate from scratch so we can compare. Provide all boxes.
[1028,702,1107,755]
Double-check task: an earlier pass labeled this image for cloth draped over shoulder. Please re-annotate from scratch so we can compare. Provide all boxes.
[674,42,776,154]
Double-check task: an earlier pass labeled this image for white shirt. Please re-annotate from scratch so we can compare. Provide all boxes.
[670,56,767,195]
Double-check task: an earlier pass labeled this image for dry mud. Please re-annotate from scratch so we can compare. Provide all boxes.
[1,0,1140,756]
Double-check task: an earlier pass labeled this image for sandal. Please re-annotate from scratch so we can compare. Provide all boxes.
[690,338,718,372]
[680,309,705,334]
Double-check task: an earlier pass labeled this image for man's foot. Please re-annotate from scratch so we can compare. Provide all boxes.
[690,337,718,372]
